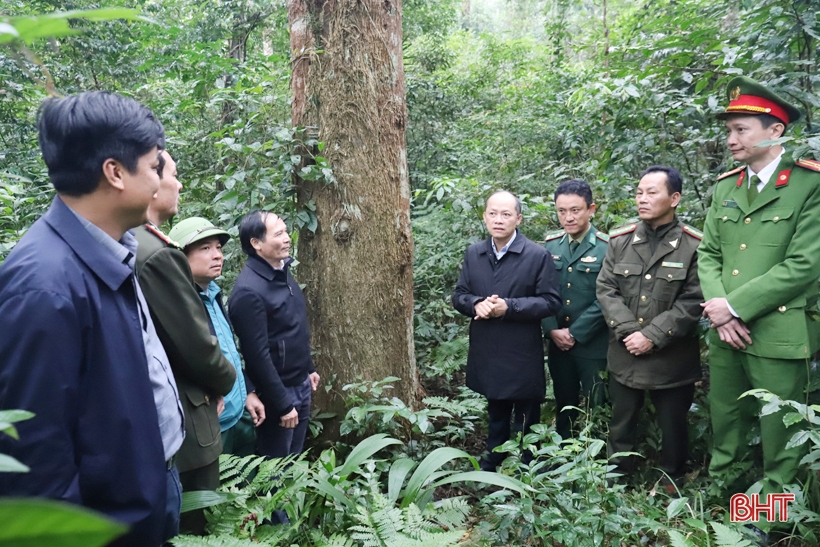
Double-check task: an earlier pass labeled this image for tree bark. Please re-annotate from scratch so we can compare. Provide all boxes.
[287,0,419,432]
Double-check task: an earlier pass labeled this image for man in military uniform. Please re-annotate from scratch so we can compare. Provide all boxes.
[543,179,610,439]
[597,165,703,487]
[135,151,237,534]
[699,76,820,500]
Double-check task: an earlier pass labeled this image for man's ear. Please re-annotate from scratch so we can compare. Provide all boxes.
[100,158,125,191]
[772,122,786,139]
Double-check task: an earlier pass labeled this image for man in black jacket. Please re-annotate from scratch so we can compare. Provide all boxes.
[453,191,562,471]
[229,210,320,458]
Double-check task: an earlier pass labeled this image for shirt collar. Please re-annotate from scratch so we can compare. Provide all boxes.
[65,202,136,269]
[749,148,786,186]
[491,230,517,259]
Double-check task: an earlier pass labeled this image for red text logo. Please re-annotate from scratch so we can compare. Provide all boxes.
[730,493,794,522]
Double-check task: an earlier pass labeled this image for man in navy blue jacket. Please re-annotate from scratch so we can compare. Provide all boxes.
[229,210,320,459]
[0,92,184,546]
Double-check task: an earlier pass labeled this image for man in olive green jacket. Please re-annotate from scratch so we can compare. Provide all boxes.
[135,151,236,534]
[700,76,820,499]
[597,166,702,486]
[543,179,609,439]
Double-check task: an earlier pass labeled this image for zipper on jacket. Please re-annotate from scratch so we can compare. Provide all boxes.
[279,340,286,368]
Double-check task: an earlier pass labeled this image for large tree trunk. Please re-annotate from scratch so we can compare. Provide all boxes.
[288,0,418,434]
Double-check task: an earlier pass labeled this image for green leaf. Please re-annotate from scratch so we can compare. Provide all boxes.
[667,496,689,519]
[682,518,708,532]
[0,453,30,473]
[667,528,694,547]
[337,434,402,479]
[431,470,530,496]
[710,521,750,546]
[180,490,236,513]
[0,498,126,546]
[401,447,476,507]
[387,458,417,504]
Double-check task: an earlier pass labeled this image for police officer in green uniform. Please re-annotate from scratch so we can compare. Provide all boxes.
[597,166,703,486]
[543,179,610,439]
[699,76,820,501]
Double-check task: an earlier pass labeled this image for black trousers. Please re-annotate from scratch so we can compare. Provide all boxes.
[178,458,220,535]
[607,378,695,481]
[482,398,541,471]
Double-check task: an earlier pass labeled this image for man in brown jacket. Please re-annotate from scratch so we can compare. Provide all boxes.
[596,165,703,488]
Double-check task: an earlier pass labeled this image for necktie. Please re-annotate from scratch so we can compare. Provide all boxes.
[748,175,761,204]
[569,240,579,253]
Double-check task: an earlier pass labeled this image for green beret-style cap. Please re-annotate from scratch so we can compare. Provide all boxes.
[716,76,801,124]
[168,217,230,249]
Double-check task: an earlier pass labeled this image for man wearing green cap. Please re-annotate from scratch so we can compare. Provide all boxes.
[699,76,820,501]
[135,152,237,534]
[169,217,266,456]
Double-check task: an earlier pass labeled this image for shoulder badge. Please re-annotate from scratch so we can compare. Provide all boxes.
[544,230,565,242]
[609,224,637,238]
[145,224,182,249]
[717,166,745,181]
[775,168,792,189]
[796,158,820,173]
[595,230,610,242]
[682,225,703,241]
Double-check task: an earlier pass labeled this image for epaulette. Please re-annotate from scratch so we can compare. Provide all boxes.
[717,166,745,181]
[796,158,820,173]
[544,230,565,242]
[682,225,703,241]
[145,224,182,249]
[609,224,637,238]
[595,231,610,242]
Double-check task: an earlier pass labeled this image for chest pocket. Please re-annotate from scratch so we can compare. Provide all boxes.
[613,262,642,296]
[758,207,795,246]
[653,266,687,301]
[576,261,602,288]
[718,207,741,244]
[552,258,564,271]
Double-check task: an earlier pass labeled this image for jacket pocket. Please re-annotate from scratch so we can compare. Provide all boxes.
[758,207,795,246]
[613,262,642,296]
[653,267,687,302]
[185,390,220,448]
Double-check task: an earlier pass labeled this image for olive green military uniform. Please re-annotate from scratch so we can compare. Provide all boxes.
[699,157,820,495]
[597,218,703,479]
[542,226,610,438]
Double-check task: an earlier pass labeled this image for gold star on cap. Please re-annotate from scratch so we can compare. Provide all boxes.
[729,86,741,101]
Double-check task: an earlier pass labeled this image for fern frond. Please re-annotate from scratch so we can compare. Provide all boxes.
[169,533,261,546]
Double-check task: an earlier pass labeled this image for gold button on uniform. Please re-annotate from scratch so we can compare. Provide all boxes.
[722,215,728,221]
[566,299,571,305]
[778,306,786,312]
[744,218,751,224]
[585,268,590,272]
[740,244,746,250]
[667,330,673,335]
[610,320,615,325]
[567,267,573,272]
[641,295,647,301]
[204,394,210,403]
[732,269,739,276]
[645,274,651,280]
[638,318,644,324]
[773,216,780,221]
[567,283,571,288]
[565,316,571,322]
[667,274,673,278]
[624,269,629,274]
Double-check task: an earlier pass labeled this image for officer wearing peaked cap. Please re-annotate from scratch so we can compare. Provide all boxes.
[700,76,820,504]
[542,179,610,439]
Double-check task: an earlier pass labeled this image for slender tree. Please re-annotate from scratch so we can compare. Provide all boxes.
[288,0,419,427]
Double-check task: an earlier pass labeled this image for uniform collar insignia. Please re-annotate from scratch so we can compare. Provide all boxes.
[668,238,678,248]
[632,234,642,243]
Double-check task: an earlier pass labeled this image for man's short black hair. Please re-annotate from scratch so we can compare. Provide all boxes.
[554,179,593,207]
[238,210,274,257]
[486,190,522,214]
[641,165,683,195]
[37,91,165,197]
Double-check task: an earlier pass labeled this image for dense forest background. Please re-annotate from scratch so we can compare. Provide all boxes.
[2,0,820,545]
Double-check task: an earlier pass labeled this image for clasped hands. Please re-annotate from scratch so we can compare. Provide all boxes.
[474,295,508,320]
[701,297,752,349]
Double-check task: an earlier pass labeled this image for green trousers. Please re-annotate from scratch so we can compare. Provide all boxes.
[221,410,257,457]
[547,349,607,439]
[708,344,809,496]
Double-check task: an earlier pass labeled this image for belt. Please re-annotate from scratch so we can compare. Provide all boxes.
[166,455,176,470]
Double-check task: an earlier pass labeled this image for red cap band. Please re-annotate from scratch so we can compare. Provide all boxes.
[726,95,790,124]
